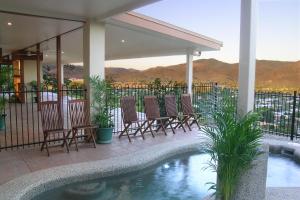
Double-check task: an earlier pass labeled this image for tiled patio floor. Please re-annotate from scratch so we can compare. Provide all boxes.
[0,128,200,185]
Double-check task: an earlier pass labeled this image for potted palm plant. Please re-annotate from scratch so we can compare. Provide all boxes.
[90,76,114,144]
[202,90,263,200]
[0,98,6,130]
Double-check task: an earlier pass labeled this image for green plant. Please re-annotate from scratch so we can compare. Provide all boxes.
[147,78,184,117]
[0,98,6,114]
[257,107,275,123]
[42,74,58,90]
[202,93,263,200]
[90,76,114,128]
[0,65,13,91]
[29,80,37,90]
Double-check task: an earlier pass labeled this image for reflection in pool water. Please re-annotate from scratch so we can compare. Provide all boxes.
[32,153,300,200]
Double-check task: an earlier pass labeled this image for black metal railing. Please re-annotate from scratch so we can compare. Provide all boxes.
[254,91,300,139]
[0,85,86,150]
[0,82,299,150]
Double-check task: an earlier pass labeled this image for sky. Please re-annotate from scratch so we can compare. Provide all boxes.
[106,0,300,69]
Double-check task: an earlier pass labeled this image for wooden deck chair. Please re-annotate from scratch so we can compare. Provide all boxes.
[120,96,147,142]
[67,99,97,151]
[40,101,69,156]
[143,96,174,136]
[164,95,186,133]
[181,94,201,131]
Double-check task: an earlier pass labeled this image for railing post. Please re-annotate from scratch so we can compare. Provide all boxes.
[290,91,297,141]
[214,82,218,112]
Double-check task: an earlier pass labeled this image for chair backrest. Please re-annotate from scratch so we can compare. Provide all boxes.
[181,94,194,115]
[144,96,160,120]
[120,96,138,123]
[165,95,178,117]
[68,99,90,128]
[40,101,63,132]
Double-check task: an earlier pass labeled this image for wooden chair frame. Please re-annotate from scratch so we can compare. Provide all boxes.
[165,95,186,133]
[67,99,97,151]
[181,94,201,131]
[119,96,148,142]
[40,101,69,156]
[143,96,174,136]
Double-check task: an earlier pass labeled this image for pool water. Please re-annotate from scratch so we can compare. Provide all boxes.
[33,153,300,200]
[267,153,300,187]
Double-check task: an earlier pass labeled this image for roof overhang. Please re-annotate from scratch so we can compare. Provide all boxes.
[0,0,160,22]
[105,12,222,60]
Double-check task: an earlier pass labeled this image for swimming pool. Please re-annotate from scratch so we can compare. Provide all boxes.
[32,153,300,200]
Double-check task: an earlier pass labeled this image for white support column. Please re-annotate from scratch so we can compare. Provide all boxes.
[83,20,105,102]
[186,51,193,94]
[238,0,257,117]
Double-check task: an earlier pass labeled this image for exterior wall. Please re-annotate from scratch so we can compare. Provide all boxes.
[24,60,38,87]
[23,60,42,103]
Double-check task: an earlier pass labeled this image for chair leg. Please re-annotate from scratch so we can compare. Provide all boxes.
[193,119,201,129]
[62,130,71,147]
[120,124,131,142]
[89,129,97,148]
[125,128,132,143]
[183,116,192,131]
[134,121,146,136]
[43,134,50,157]
[69,129,79,151]
[148,120,155,137]
[41,133,47,151]
[62,131,69,153]
[135,121,145,140]
[119,124,130,139]
[159,119,168,136]
[189,116,201,130]
[142,120,155,138]
[178,117,186,132]
[68,129,75,146]
[73,131,79,152]
[156,123,162,132]
[167,119,175,134]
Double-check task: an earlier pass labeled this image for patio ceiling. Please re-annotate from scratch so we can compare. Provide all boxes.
[39,12,222,64]
[0,10,222,65]
[106,12,222,59]
[0,12,83,56]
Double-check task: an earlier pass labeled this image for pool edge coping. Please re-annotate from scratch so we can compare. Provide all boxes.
[264,138,300,164]
[0,138,204,200]
[1,137,300,200]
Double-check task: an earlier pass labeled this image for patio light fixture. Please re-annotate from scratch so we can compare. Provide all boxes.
[193,51,201,56]
[7,22,12,26]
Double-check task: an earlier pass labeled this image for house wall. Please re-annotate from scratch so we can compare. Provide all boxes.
[23,60,43,87]
[23,60,43,103]
[24,60,36,86]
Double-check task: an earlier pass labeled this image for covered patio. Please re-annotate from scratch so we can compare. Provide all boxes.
[0,7,222,149]
[0,0,263,196]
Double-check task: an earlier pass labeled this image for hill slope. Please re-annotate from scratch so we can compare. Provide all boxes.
[45,59,300,88]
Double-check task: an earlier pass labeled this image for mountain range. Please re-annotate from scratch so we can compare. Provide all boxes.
[46,59,300,89]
